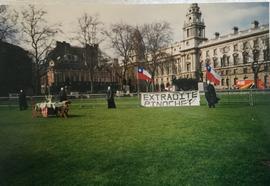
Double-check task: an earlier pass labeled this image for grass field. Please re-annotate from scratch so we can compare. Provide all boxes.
[0,96,270,185]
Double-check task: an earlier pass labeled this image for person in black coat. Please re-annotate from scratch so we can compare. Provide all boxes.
[59,87,67,102]
[205,81,219,108]
[19,89,27,110]
[106,86,116,109]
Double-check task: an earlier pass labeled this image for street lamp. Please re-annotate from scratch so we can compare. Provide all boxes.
[252,49,260,89]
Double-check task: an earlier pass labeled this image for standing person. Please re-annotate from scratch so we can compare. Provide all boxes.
[59,87,67,102]
[106,86,116,109]
[205,80,219,108]
[19,89,27,110]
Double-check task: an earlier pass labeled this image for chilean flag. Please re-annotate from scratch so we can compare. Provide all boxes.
[138,67,153,81]
[206,64,221,85]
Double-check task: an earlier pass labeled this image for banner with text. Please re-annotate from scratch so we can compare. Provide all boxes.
[141,91,200,107]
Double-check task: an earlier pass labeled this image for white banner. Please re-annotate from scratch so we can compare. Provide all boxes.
[141,91,200,107]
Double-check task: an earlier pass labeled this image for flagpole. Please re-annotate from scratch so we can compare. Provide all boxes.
[136,66,141,107]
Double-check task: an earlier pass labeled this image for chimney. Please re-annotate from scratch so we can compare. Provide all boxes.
[214,32,220,39]
[233,26,238,34]
[252,20,259,29]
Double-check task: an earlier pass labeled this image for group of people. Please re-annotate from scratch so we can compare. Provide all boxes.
[19,82,218,110]
[18,86,116,111]
[58,86,116,109]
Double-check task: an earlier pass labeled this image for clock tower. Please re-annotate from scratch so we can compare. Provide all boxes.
[183,3,207,48]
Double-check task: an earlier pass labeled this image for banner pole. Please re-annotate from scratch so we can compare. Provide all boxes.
[137,66,140,106]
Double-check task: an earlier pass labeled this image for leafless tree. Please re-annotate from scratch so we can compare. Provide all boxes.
[20,5,60,94]
[0,5,18,42]
[75,13,104,46]
[75,13,104,93]
[140,21,172,91]
[104,23,134,89]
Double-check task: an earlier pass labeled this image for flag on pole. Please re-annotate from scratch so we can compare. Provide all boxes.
[206,64,221,85]
[137,67,153,81]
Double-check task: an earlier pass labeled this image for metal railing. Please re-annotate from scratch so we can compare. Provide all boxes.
[0,89,269,109]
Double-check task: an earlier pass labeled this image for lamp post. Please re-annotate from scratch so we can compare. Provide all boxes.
[252,49,260,89]
[251,61,259,88]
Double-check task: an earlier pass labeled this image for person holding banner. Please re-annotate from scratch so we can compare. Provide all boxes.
[205,80,219,108]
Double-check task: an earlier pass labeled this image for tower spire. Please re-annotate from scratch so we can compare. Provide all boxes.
[183,3,207,46]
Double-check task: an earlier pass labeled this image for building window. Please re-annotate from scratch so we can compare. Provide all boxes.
[172,62,177,74]
[221,79,224,86]
[234,77,238,86]
[253,39,258,48]
[253,49,260,63]
[206,50,209,57]
[233,44,238,51]
[233,53,239,65]
[198,28,202,37]
[74,55,79,62]
[243,67,247,74]
[187,63,191,72]
[155,69,158,76]
[165,64,169,75]
[213,58,218,68]
[226,78,229,86]
[213,49,217,55]
[227,56,230,66]
[242,52,248,64]
[220,70,224,76]
[187,29,190,37]
[243,42,248,50]
[220,56,225,67]
[264,49,270,61]
[264,63,269,72]
[177,62,181,73]
[233,69,237,74]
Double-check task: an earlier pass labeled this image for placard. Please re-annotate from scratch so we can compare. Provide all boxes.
[141,91,200,107]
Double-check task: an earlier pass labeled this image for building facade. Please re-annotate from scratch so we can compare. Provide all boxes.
[131,3,270,90]
[40,41,120,93]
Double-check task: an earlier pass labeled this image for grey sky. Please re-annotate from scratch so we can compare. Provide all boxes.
[2,0,269,57]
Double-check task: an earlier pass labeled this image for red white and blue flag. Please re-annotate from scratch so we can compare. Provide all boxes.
[206,64,221,85]
[137,67,152,81]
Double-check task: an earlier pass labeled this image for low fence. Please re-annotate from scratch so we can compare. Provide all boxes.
[215,89,270,106]
[0,89,269,109]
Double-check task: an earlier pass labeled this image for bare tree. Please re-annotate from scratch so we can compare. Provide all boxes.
[75,13,103,93]
[20,5,60,94]
[140,22,172,91]
[0,5,18,42]
[104,23,134,89]
[75,13,104,46]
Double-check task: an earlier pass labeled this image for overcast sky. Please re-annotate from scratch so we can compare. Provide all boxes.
[2,0,269,57]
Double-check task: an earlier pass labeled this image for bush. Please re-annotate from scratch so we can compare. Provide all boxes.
[172,78,198,91]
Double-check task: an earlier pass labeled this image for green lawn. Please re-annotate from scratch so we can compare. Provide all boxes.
[0,96,270,185]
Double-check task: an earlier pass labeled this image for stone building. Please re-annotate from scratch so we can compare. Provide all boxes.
[131,3,270,90]
[40,41,119,93]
